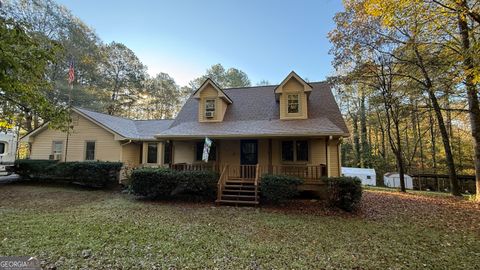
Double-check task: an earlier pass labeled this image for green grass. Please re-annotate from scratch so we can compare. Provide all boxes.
[0,183,479,269]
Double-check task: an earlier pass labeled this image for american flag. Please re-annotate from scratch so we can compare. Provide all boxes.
[68,60,75,85]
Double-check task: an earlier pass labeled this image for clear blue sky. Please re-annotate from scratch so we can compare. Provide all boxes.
[56,0,344,86]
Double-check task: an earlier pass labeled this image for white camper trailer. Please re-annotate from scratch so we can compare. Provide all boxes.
[384,172,414,189]
[0,132,18,176]
[341,167,376,186]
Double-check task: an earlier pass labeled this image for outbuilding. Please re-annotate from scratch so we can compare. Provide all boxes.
[341,167,376,186]
[383,173,414,189]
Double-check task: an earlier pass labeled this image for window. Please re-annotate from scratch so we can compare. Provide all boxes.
[147,143,158,164]
[53,141,63,155]
[296,140,308,161]
[282,140,308,162]
[52,141,63,160]
[85,141,95,160]
[164,141,172,164]
[0,142,5,154]
[287,94,299,114]
[367,175,371,180]
[196,141,216,161]
[205,99,216,117]
[281,141,294,161]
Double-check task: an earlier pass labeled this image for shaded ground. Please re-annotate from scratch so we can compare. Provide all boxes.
[0,183,479,269]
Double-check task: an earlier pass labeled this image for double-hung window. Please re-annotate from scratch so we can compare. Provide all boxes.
[85,141,95,160]
[205,99,216,118]
[147,143,158,164]
[287,94,300,114]
[281,140,308,162]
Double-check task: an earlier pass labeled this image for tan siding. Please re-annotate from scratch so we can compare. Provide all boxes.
[310,138,326,165]
[173,141,195,164]
[328,139,340,177]
[258,139,269,167]
[30,112,121,161]
[218,140,240,166]
[122,143,141,167]
[198,84,228,122]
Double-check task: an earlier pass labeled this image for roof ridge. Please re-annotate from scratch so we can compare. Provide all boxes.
[222,81,328,91]
[134,119,174,122]
[74,107,134,121]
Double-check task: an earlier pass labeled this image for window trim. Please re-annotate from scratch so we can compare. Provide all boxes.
[281,139,309,163]
[84,140,96,161]
[0,142,5,155]
[287,93,300,114]
[205,98,216,118]
[52,140,63,155]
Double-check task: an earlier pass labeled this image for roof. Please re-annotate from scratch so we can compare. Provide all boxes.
[72,108,173,140]
[157,81,349,138]
[341,167,376,175]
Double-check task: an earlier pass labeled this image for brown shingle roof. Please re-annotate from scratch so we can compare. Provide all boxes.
[157,82,349,138]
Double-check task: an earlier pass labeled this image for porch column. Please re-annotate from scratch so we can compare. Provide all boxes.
[268,139,273,174]
[326,136,330,177]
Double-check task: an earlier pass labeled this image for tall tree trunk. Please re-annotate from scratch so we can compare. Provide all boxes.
[360,90,370,167]
[429,110,437,175]
[413,47,461,196]
[351,113,361,167]
[457,3,480,198]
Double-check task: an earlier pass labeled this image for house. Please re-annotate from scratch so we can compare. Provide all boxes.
[22,71,349,204]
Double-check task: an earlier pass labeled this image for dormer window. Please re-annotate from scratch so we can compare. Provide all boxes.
[205,99,216,118]
[287,94,299,114]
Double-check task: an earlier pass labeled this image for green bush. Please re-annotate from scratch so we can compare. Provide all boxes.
[325,177,362,212]
[14,159,59,179]
[130,168,218,200]
[260,174,303,203]
[13,159,122,187]
[130,168,178,198]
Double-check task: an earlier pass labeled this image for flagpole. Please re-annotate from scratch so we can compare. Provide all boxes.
[64,59,74,162]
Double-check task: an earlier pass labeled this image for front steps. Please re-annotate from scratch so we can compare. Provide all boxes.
[216,178,259,206]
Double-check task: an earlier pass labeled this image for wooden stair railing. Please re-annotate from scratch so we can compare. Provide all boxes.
[254,164,260,201]
[216,165,228,202]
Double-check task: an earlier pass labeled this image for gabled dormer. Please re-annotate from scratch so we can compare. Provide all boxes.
[193,78,233,122]
[274,71,312,120]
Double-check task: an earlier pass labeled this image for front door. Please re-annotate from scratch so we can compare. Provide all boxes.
[240,140,258,178]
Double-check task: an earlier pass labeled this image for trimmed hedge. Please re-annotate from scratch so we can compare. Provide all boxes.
[14,159,123,187]
[260,174,303,203]
[130,168,218,200]
[325,177,362,212]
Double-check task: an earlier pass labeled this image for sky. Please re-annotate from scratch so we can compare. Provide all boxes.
[56,0,344,86]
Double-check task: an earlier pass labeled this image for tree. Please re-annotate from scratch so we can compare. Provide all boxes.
[99,42,147,115]
[0,18,66,130]
[138,73,183,119]
[189,63,251,90]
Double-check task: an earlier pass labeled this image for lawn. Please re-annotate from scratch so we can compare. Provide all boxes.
[0,183,479,269]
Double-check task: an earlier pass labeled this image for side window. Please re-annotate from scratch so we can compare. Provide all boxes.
[85,141,95,160]
[52,141,63,160]
[296,140,308,161]
[0,142,5,154]
[281,141,294,161]
[282,140,309,162]
[287,94,299,114]
[147,143,158,164]
[205,99,216,118]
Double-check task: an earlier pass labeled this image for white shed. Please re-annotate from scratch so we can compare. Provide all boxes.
[341,167,376,186]
[383,173,413,189]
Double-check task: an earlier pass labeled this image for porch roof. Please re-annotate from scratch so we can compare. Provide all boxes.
[156,81,349,138]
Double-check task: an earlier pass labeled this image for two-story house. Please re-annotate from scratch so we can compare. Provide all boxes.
[22,71,349,204]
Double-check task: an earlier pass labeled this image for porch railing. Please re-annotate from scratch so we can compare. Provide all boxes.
[171,163,326,183]
[216,165,229,202]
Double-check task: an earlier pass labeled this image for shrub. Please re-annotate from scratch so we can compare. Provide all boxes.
[13,159,122,187]
[14,159,58,179]
[260,174,303,203]
[177,170,218,199]
[130,168,218,200]
[325,177,362,212]
[130,168,178,198]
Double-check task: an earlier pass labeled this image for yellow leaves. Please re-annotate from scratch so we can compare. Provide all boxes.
[0,120,14,129]
[362,0,426,28]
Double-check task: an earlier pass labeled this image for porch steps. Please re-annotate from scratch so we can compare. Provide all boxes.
[216,178,259,206]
